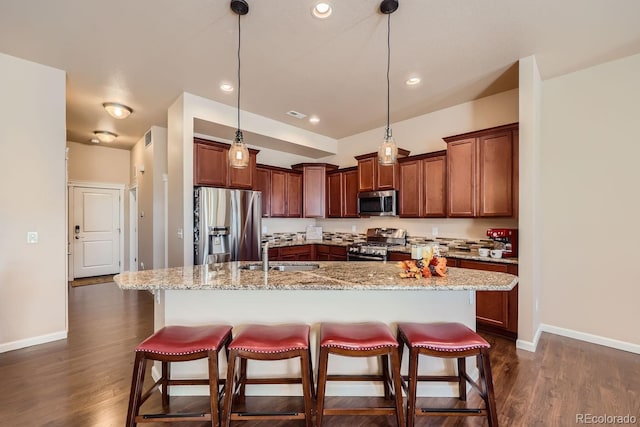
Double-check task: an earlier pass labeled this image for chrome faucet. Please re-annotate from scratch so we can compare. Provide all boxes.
[263,242,269,272]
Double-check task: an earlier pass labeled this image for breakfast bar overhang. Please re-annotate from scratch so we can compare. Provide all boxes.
[115,261,517,397]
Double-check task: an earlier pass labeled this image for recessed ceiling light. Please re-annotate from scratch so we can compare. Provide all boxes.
[94,130,118,143]
[405,77,421,86]
[90,138,100,144]
[312,2,332,18]
[309,116,320,124]
[220,83,234,92]
[103,102,132,119]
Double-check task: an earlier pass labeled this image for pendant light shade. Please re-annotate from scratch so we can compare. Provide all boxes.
[378,0,399,165]
[229,0,250,169]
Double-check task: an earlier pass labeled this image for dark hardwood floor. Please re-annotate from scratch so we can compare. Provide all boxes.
[1,282,638,426]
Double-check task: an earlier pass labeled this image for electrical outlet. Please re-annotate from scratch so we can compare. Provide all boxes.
[27,231,38,243]
[262,225,268,234]
[432,227,439,237]
[351,225,357,233]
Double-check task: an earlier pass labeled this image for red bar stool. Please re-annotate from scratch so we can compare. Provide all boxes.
[397,322,499,427]
[316,322,405,426]
[221,323,314,427]
[126,324,233,427]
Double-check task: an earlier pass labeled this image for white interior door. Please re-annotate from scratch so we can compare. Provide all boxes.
[73,187,121,278]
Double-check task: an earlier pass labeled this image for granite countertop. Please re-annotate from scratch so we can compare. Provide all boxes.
[268,239,518,265]
[114,261,517,292]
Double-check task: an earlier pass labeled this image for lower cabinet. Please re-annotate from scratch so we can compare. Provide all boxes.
[457,260,518,340]
[316,244,347,261]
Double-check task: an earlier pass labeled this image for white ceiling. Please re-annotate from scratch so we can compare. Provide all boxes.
[1,0,639,150]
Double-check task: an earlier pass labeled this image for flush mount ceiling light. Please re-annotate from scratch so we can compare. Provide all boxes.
[220,83,234,92]
[102,102,132,119]
[377,0,399,165]
[228,0,250,169]
[406,76,421,86]
[309,116,320,124]
[94,130,118,143]
[312,2,332,19]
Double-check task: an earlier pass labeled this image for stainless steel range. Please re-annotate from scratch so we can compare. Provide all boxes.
[347,228,407,261]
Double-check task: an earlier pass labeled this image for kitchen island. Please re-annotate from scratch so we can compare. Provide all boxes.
[115,261,517,397]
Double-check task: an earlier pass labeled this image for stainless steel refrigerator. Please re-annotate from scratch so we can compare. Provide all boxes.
[194,187,262,265]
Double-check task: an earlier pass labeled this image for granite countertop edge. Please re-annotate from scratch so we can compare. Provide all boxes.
[115,261,518,292]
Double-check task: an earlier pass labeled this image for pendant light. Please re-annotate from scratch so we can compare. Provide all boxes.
[378,0,399,165]
[228,0,250,169]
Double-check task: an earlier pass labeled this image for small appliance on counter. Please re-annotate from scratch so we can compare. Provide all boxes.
[347,228,406,261]
[486,228,518,258]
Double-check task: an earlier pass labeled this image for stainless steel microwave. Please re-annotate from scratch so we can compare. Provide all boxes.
[357,190,398,216]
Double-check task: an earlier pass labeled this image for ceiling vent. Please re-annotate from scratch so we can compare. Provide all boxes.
[144,130,152,147]
[286,110,307,119]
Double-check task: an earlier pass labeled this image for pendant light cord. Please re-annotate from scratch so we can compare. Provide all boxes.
[237,13,241,133]
[386,12,391,134]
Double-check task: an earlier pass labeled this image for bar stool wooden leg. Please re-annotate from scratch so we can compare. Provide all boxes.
[222,349,238,427]
[390,350,405,427]
[406,348,419,427]
[126,352,146,427]
[316,346,329,427]
[481,348,499,427]
[457,357,467,401]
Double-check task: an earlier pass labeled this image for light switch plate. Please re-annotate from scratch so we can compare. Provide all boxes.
[27,231,38,243]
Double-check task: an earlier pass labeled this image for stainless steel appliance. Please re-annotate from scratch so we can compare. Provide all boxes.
[347,228,406,261]
[357,190,398,216]
[194,187,262,265]
[486,228,518,258]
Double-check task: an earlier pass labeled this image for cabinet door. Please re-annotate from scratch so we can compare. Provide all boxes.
[388,252,411,261]
[302,166,326,218]
[316,245,331,261]
[287,173,302,218]
[377,163,397,190]
[194,142,228,187]
[478,131,513,217]
[458,260,517,337]
[228,151,256,189]
[327,173,343,218]
[342,169,359,218]
[423,155,447,217]
[399,159,423,217]
[447,138,476,217]
[255,167,271,217]
[357,157,376,192]
[270,170,287,217]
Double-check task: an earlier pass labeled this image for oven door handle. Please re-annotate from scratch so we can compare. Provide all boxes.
[347,254,386,261]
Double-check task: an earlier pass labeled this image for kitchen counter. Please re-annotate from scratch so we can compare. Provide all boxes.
[115,261,517,291]
[265,239,519,265]
[116,261,517,398]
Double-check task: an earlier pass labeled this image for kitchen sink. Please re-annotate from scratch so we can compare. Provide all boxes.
[239,263,320,272]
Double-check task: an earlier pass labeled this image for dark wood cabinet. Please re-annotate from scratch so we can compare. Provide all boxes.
[255,166,271,217]
[316,244,347,261]
[193,138,258,189]
[355,149,410,192]
[327,167,359,218]
[292,163,338,218]
[194,140,228,187]
[257,165,302,218]
[398,151,446,218]
[456,259,518,340]
[388,251,411,261]
[444,124,517,218]
[279,245,315,261]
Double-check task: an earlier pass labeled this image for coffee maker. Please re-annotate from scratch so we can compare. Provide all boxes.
[486,228,518,258]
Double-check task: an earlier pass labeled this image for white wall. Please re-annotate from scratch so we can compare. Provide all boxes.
[0,53,67,352]
[539,53,640,349]
[517,56,543,350]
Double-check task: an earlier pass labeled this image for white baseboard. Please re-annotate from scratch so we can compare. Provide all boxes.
[540,323,640,355]
[0,330,67,353]
[516,325,543,353]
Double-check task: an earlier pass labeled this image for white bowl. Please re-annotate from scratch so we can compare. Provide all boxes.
[490,249,503,259]
[478,248,490,257]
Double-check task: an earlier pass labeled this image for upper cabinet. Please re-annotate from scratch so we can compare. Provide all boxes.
[398,151,447,218]
[327,167,359,218]
[444,124,518,218]
[256,165,302,218]
[354,149,410,192]
[193,138,258,189]
[292,163,338,218]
